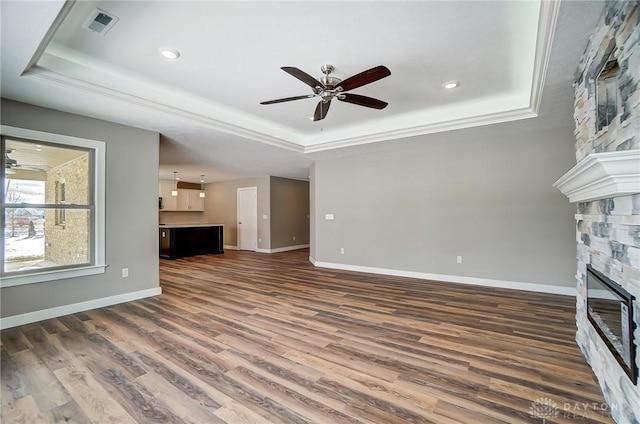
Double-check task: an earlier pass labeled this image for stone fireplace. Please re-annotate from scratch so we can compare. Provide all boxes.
[586,265,637,383]
[554,2,640,423]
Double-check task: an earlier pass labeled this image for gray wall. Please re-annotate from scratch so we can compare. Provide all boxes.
[1,99,160,317]
[270,176,309,249]
[311,126,578,287]
[203,176,271,248]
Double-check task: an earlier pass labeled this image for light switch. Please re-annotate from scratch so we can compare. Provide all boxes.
[263,214,268,220]
[325,214,334,220]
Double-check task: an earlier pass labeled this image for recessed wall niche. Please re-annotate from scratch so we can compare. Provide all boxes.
[596,54,620,132]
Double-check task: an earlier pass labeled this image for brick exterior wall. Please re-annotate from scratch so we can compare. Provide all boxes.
[44,153,90,265]
[573,2,640,422]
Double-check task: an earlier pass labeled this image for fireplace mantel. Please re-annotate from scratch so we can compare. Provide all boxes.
[553,150,640,203]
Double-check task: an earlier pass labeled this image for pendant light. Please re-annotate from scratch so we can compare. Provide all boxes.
[171,171,178,196]
[199,175,206,198]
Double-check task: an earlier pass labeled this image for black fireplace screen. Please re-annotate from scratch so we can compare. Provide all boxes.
[586,265,637,383]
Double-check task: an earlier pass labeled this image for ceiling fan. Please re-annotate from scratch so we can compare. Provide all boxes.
[5,149,49,173]
[260,64,391,121]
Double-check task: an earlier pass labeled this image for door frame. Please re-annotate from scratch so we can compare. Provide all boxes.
[237,186,257,251]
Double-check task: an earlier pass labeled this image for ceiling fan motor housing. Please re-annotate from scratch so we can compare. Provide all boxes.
[319,64,341,88]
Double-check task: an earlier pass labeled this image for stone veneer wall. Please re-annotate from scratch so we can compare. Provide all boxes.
[573,2,640,423]
[44,153,90,265]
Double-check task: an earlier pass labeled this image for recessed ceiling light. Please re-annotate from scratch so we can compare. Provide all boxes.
[443,80,460,89]
[159,48,180,59]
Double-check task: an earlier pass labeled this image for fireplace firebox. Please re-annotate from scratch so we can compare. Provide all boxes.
[586,265,637,383]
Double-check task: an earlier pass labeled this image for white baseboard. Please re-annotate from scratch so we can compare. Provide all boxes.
[257,244,310,254]
[311,260,576,296]
[224,245,239,250]
[0,287,163,330]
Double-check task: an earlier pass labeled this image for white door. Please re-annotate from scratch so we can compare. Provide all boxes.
[237,187,257,251]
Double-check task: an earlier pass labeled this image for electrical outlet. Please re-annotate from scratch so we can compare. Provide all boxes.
[122,268,129,278]
[456,256,463,264]
[340,247,345,254]
[325,213,334,220]
[293,236,296,241]
[258,238,262,243]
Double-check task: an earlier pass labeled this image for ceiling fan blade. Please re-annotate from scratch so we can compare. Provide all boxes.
[336,65,391,92]
[15,164,50,172]
[260,94,315,105]
[313,100,331,121]
[281,67,325,90]
[338,93,388,109]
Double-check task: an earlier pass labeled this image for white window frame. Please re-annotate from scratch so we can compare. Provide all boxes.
[0,125,106,287]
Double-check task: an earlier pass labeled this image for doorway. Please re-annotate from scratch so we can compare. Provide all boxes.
[237,187,257,251]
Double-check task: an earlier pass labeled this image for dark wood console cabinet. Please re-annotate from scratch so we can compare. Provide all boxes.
[159,225,224,259]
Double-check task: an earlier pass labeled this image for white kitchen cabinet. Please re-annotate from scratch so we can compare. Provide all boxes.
[159,181,205,212]
[159,181,178,211]
[189,190,205,211]
[177,189,204,211]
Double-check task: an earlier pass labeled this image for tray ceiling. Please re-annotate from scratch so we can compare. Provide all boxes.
[33,1,547,151]
[1,1,605,182]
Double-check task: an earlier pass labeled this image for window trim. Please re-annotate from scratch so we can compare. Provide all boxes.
[0,125,106,287]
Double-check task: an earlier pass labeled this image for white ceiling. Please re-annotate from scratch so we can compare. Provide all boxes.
[0,1,605,183]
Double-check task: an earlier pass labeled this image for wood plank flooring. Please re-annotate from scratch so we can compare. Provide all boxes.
[1,249,614,423]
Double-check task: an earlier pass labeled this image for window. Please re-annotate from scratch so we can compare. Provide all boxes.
[0,126,106,287]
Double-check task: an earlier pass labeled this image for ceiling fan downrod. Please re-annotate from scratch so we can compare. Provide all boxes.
[319,64,342,94]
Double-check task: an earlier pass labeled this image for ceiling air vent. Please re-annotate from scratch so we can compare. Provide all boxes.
[82,8,119,35]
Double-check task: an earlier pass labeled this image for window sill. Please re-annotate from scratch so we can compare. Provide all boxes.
[0,264,107,288]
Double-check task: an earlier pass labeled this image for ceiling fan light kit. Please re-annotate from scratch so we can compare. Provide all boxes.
[171,171,178,196]
[199,175,205,198]
[261,64,391,121]
[4,147,49,172]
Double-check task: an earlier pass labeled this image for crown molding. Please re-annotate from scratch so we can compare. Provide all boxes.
[22,0,74,71]
[529,0,561,113]
[28,54,539,155]
[303,107,537,153]
[24,62,305,154]
[21,0,556,154]
[553,150,640,203]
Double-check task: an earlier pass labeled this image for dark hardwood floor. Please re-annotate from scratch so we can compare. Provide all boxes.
[1,249,613,423]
